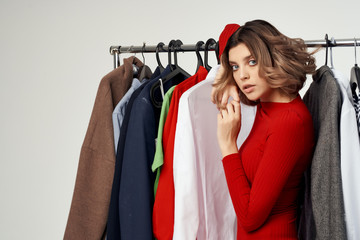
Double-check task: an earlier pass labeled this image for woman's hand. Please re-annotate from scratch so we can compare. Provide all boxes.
[211,65,240,110]
[217,100,241,157]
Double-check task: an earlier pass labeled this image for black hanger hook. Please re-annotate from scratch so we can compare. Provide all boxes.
[168,40,176,71]
[115,45,121,68]
[325,34,329,66]
[195,41,204,72]
[156,42,165,72]
[354,38,358,66]
[141,42,146,65]
[204,38,217,71]
[174,39,184,67]
[215,41,220,64]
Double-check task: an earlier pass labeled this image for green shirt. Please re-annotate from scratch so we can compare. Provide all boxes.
[152,85,176,197]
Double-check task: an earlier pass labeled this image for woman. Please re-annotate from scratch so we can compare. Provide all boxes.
[212,20,317,239]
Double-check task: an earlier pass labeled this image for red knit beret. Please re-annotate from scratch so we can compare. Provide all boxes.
[218,23,240,59]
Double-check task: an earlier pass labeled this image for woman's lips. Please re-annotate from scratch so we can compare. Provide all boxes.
[243,84,255,93]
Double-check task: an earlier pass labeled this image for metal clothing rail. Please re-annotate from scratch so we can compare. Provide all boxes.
[109,38,360,69]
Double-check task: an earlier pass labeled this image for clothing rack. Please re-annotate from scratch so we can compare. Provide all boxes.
[109,38,360,69]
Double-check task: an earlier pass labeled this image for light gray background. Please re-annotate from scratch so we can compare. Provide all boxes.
[1,0,359,239]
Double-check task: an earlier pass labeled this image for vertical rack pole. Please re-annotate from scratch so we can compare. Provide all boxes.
[110,47,120,69]
[114,49,119,69]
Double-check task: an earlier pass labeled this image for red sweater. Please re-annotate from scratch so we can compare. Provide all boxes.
[222,95,314,240]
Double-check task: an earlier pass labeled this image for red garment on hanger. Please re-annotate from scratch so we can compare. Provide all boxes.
[152,66,208,239]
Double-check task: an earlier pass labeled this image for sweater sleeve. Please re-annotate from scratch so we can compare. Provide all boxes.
[222,110,306,232]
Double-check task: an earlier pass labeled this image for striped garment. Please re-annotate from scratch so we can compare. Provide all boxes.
[353,91,360,137]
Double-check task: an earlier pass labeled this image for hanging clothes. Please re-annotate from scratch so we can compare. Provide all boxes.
[64,57,144,240]
[68,36,360,240]
[152,66,208,240]
[106,71,155,240]
[172,65,256,239]
[300,65,347,240]
[152,85,176,195]
[115,65,188,240]
[332,69,360,240]
[350,66,360,136]
[112,78,142,154]
[353,94,360,135]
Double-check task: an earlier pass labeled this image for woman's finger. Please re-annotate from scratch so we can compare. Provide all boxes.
[211,86,217,104]
[231,100,240,113]
[221,108,228,117]
[230,86,240,102]
[221,92,229,109]
[226,102,236,115]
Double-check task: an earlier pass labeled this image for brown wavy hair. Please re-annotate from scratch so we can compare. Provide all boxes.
[213,19,318,106]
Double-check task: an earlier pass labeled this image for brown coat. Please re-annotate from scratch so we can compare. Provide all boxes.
[64,57,144,240]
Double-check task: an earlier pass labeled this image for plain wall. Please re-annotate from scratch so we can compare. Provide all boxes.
[0,0,359,239]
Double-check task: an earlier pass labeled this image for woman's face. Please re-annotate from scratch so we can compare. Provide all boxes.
[229,43,281,102]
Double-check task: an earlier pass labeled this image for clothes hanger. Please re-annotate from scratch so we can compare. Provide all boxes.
[354,38,358,68]
[204,38,217,71]
[195,40,204,73]
[329,37,335,69]
[354,39,360,89]
[138,42,153,81]
[168,39,176,71]
[156,42,165,73]
[172,39,191,76]
[150,39,191,108]
[125,45,140,77]
[116,45,121,68]
[173,40,180,70]
[166,39,190,77]
[149,40,175,108]
[324,34,329,66]
[141,42,146,64]
[215,41,220,64]
[350,38,360,100]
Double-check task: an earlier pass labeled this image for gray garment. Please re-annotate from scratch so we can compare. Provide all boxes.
[300,65,347,240]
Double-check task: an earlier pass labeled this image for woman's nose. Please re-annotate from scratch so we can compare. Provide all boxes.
[239,67,249,81]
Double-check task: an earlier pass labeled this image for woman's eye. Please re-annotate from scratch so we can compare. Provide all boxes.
[231,65,239,71]
[249,59,257,66]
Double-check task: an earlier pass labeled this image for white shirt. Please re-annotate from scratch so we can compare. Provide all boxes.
[172,65,256,240]
[332,68,360,240]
